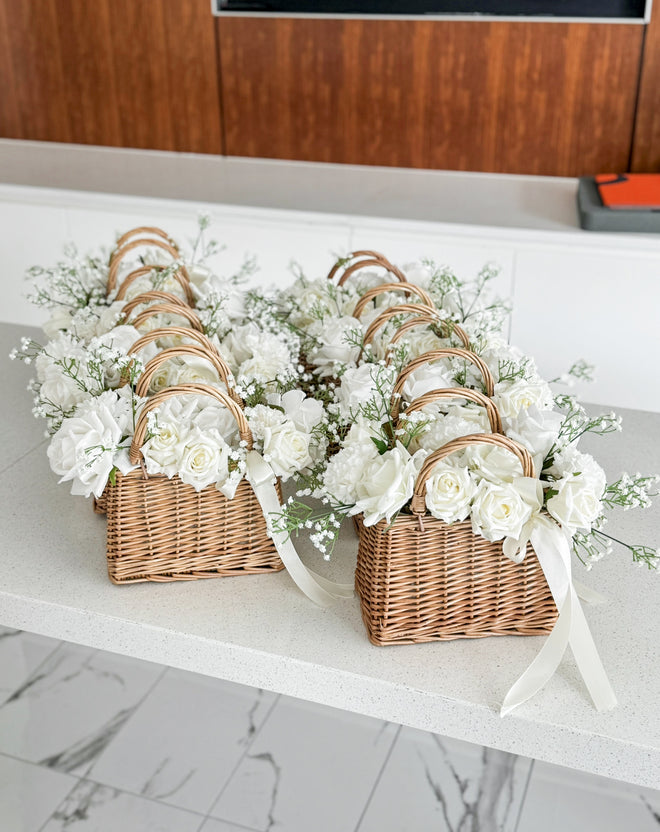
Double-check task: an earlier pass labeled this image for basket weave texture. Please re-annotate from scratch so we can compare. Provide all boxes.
[105,383,284,584]
[354,434,558,645]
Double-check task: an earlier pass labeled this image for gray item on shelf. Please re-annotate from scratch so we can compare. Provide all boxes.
[577,177,660,233]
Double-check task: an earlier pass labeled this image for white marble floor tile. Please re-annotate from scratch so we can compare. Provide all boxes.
[200,820,261,832]
[0,753,78,832]
[41,780,204,832]
[357,727,530,832]
[0,627,61,703]
[0,642,164,776]
[517,759,660,832]
[210,696,398,832]
[89,668,277,815]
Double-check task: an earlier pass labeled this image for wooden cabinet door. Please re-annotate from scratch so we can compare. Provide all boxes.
[217,17,643,176]
[0,0,223,154]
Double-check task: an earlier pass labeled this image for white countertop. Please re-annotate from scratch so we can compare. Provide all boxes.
[1,321,659,790]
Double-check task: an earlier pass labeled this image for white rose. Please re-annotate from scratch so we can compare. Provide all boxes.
[47,391,133,498]
[221,323,261,365]
[287,280,335,329]
[39,363,91,414]
[547,476,604,532]
[42,306,74,339]
[263,421,312,481]
[400,363,454,402]
[395,328,448,364]
[178,427,230,492]
[342,417,385,452]
[268,389,324,433]
[504,405,563,474]
[147,358,180,395]
[549,447,607,494]
[307,316,362,375]
[425,462,477,523]
[193,403,241,447]
[142,422,190,478]
[354,443,420,526]
[470,478,540,542]
[494,377,553,420]
[176,356,225,387]
[335,364,395,421]
[401,262,435,288]
[95,301,127,337]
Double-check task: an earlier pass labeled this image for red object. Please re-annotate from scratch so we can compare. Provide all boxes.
[595,174,660,210]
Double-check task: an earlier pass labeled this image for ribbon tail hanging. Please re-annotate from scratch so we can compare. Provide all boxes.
[245,450,354,607]
[501,516,616,716]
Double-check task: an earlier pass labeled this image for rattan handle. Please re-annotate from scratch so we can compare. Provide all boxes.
[112,226,177,255]
[326,250,407,285]
[358,304,438,362]
[392,348,496,401]
[128,327,221,356]
[352,283,435,319]
[384,316,471,360]
[134,344,241,404]
[120,291,190,319]
[396,387,503,433]
[127,303,204,332]
[107,238,180,294]
[130,383,252,464]
[115,264,195,305]
[410,433,534,515]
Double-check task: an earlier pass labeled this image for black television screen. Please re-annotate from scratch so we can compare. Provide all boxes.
[217,0,646,18]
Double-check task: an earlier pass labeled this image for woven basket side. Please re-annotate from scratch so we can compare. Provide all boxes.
[106,473,283,584]
[355,513,557,645]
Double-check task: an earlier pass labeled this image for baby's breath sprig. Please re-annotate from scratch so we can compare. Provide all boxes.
[602,473,660,511]
[550,395,622,456]
[550,359,596,387]
[269,497,350,559]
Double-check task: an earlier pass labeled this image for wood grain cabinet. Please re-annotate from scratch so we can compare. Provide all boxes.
[0,0,656,175]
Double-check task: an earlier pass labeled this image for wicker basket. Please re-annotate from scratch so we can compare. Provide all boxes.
[105,383,284,584]
[327,250,407,285]
[354,433,557,645]
[107,236,180,295]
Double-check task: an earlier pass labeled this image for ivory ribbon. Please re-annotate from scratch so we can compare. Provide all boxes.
[245,451,354,607]
[500,514,617,717]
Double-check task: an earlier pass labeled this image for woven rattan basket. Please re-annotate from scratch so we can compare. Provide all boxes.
[354,433,557,645]
[105,383,284,584]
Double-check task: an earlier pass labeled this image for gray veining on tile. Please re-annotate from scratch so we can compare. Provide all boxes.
[89,668,277,814]
[0,753,78,832]
[0,626,62,704]
[358,727,531,832]
[0,642,163,775]
[41,780,203,832]
[211,696,398,832]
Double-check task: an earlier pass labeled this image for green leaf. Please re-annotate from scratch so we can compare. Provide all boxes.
[108,466,118,487]
[371,436,388,455]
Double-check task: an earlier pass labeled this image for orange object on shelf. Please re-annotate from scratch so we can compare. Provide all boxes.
[595,174,660,210]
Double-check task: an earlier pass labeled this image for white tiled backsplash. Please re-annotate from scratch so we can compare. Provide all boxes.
[2,184,658,412]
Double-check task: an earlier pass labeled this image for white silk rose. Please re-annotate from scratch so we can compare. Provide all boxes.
[467,442,528,484]
[178,426,231,492]
[470,478,539,542]
[399,362,454,402]
[425,462,476,524]
[266,389,324,434]
[307,315,362,375]
[353,443,420,526]
[176,355,225,387]
[335,364,395,422]
[262,420,313,481]
[42,306,74,339]
[47,390,134,498]
[546,473,605,533]
[493,376,554,420]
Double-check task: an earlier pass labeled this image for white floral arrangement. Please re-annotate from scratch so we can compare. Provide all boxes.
[11,222,322,501]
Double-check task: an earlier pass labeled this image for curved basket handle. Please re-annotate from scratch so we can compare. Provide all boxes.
[326,250,407,285]
[358,304,439,362]
[392,348,496,403]
[127,303,204,333]
[130,383,252,464]
[128,327,221,357]
[410,433,534,515]
[112,226,177,256]
[120,291,190,319]
[395,387,503,433]
[385,315,470,360]
[352,282,435,319]
[114,264,195,306]
[134,344,242,404]
[107,238,180,295]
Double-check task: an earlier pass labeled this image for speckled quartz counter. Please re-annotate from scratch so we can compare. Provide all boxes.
[1,322,659,791]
